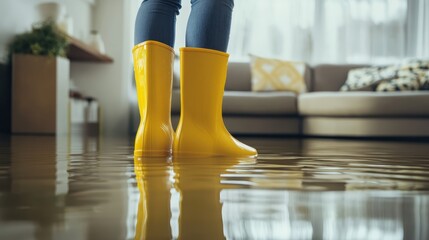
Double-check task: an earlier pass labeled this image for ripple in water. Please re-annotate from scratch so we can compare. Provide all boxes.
[0,135,428,239]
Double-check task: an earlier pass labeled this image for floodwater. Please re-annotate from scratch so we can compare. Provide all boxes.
[0,135,428,240]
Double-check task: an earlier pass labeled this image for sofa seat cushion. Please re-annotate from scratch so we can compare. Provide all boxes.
[299,92,429,117]
[172,90,297,115]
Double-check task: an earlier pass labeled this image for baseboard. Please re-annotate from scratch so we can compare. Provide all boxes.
[303,117,429,137]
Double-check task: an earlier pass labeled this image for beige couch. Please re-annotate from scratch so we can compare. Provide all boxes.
[171,62,304,135]
[171,62,429,137]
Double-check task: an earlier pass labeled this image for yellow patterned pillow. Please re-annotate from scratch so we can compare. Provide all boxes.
[249,54,307,94]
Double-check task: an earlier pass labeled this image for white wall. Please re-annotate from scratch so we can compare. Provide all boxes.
[71,0,133,137]
[0,0,94,62]
[1,0,133,137]
[0,0,34,61]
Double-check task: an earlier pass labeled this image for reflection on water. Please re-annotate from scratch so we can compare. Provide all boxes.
[0,135,428,239]
[134,156,256,240]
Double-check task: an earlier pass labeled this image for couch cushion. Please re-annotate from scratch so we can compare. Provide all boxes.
[302,117,429,137]
[173,61,253,91]
[249,54,308,94]
[225,62,252,91]
[299,92,429,117]
[312,64,369,91]
[172,90,297,115]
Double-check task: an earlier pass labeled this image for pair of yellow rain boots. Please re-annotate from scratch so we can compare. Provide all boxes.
[132,40,257,158]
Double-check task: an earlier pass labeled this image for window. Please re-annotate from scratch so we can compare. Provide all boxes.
[229,0,410,64]
[130,0,428,64]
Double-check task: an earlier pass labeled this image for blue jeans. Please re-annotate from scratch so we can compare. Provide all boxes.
[134,0,234,52]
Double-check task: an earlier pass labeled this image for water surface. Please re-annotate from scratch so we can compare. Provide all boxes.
[0,135,428,239]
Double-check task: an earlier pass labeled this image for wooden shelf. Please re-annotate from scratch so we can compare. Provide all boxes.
[66,35,113,63]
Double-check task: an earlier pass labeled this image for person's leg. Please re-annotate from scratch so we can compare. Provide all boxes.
[174,0,257,157]
[185,0,234,52]
[134,0,182,47]
[133,0,181,157]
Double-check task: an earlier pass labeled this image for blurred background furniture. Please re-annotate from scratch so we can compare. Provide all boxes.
[299,64,429,137]
[170,62,303,135]
[11,54,69,135]
[137,62,429,137]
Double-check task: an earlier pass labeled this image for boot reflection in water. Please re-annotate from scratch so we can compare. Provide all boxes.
[134,157,173,240]
[134,156,255,239]
[133,0,257,157]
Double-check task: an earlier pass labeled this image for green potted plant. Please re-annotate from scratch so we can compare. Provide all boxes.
[9,20,68,58]
[10,21,70,135]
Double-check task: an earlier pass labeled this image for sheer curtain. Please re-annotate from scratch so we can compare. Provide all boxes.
[228,0,315,62]
[229,0,410,64]
[407,0,429,58]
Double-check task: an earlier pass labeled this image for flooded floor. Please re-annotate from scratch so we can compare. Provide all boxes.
[0,135,428,240]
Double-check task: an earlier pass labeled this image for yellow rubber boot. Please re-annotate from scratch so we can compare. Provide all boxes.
[173,47,257,157]
[133,41,175,157]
